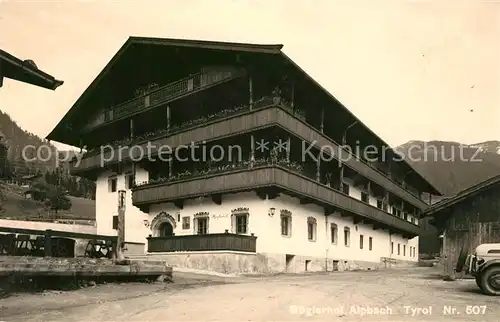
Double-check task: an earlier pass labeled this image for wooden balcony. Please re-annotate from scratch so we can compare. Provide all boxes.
[83,67,246,132]
[147,233,257,253]
[133,166,422,237]
[73,105,426,209]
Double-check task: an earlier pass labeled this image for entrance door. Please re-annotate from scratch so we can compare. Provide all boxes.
[285,254,295,273]
[158,222,174,237]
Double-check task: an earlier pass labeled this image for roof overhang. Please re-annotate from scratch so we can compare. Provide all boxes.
[45,36,440,195]
[0,49,63,90]
[424,174,500,218]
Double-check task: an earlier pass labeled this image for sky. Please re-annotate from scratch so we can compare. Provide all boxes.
[0,0,498,151]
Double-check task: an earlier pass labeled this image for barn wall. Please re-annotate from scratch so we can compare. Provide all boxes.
[440,184,500,276]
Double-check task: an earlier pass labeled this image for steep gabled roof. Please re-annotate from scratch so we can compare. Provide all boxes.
[46,36,441,195]
[0,49,63,90]
[45,37,282,141]
[424,173,500,216]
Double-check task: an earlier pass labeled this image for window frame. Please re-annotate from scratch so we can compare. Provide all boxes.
[280,211,292,237]
[182,216,190,230]
[330,223,338,244]
[108,176,117,193]
[307,217,317,242]
[344,227,350,247]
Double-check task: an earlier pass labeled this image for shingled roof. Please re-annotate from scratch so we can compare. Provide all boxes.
[423,173,500,216]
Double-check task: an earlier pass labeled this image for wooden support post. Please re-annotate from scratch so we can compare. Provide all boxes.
[168,158,172,179]
[249,76,253,110]
[131,162,136,187]
[320,107,324,133]
[129,118,134,140]
[316,153,321,182]
[250,134,255,167]
[166,105,171,132]
[286,137,291,162]
[44,230,52,257]
[116,190,126,261]
[339,165,344,190]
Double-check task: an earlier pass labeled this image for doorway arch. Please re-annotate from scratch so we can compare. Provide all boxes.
[150,212,176,237]
[158,222,174,237]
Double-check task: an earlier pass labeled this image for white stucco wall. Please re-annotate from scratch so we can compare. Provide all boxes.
[94,168,419,263]
[95,164,149,244]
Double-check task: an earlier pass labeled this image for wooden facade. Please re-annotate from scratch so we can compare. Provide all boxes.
[134,166,421,237]
[45,37,442,254]
[71,105,427,209]
[425,176,500,276]
[147,233,257,253]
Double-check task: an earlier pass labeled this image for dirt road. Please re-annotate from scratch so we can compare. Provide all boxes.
[1,268,499,321]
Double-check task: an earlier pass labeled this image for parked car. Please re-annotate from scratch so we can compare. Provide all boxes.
[456,243,500,296]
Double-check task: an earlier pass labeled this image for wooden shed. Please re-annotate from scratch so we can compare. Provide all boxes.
[424,174,500,277]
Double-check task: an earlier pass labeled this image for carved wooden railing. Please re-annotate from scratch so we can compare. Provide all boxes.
[87,67,246,130]
[133,165,422,237]
[147,233,257,253]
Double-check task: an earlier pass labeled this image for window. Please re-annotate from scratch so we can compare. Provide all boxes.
[125,173,135,189]
[112,215,118,230]
[330,223,338,244]
[342,184,350,195]
[403,245,406,256]
[359,235,364,249]
[281,213,292,237]
[376,200,382,209]
[235,214,248,234]
[397,243,401,255]
[391,242,394,254]
[361,192,369,203]
[182,216,190,230]
[344,227,350,247]
[392,207,397,215]
[369,237,373,251]
[382,203,388,212]
[108,177,117,192]
[403,212,408,221]
[307,217,317,241]
[195,217,209,235]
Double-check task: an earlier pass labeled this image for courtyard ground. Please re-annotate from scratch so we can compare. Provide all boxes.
[1,267,499,321]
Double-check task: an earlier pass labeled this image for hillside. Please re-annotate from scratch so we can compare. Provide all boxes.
[396,140,500,196]
[0,181,94,220]
[0,109,96,220]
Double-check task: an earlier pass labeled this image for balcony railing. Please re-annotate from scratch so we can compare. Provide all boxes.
[74,103,427,209]
[147,233,257,253]
[84,67,246,131]
[133,163,422,237]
